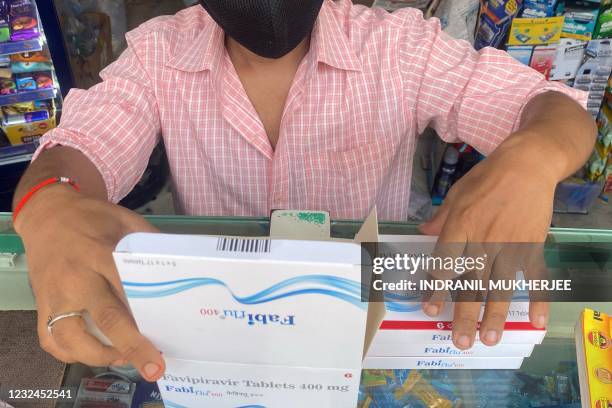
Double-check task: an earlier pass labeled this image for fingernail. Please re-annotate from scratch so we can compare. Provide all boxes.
[536,314,547,328]
[143,362,161,378]
[425,304,439,316]
[456,335,471,348]
[485,330,499,344]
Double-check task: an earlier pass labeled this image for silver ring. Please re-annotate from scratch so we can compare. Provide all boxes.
[47,311,83,335]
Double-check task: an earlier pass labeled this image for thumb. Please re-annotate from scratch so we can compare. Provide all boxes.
[118,207,160,234]
[419,200,451,236]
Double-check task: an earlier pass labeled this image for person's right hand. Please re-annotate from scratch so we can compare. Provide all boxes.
[15,184,166,381]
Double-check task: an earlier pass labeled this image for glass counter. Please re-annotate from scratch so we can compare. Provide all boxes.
[0,213,611,407]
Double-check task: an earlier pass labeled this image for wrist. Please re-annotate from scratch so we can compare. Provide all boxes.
[493,130,570,185]
[14,183,81,235]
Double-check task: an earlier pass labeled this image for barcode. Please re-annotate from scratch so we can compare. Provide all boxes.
[216,237,271,253]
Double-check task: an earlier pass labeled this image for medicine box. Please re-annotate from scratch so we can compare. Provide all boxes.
[113,210,385,408]
[366,341,535,358]
[362,356,525,370]
[372,301,546,345]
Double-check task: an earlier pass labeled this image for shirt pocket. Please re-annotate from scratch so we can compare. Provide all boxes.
[304,141,396,220]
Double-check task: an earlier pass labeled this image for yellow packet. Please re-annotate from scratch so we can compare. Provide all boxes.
[576,309,612,408]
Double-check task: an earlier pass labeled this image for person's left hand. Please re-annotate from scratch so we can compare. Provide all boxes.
[418,131,554,350]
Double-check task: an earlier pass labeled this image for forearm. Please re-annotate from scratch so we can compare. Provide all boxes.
[496,91,597,182]
[13,146,108,232]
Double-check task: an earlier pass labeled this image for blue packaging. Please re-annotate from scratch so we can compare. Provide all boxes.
[475,0,524,49]
[131,380,163,408]
[521,0,559,17]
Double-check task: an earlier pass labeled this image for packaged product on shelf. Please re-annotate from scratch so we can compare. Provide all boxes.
[2,99,56,145]
[531,44,559,78]
[605,157,612,191]
[0,77,16,94]
[561,0,602,41]
[1,99,52,126]
[131,380,164,408]
[10,49,51,63]
[14,72,33,90]
[73,378,136,408]
[550,38,588,80]
[358,370,459,408]
[554,176,604,213]
[33,71,53,88]
[8,0,39,41]
[15,70,53,91]
[585,141,609,181]
[573,39,612,117]
[594,0,612,38]
[11,61,52,74]
[508,16,565,45]
[521,0,559,18]
[10,59,52,73]
[475,0,524,50]
[508,44,536,63]
[596,102,612,156]
[575,309,611,408]
[0,67,10,79]
[0,0,9,43]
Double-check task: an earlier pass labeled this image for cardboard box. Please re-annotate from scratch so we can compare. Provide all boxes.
[508,16,564,45]
[562,0,602,41]
[366,341,534,358]
[362,356,525,369]
[112,210,385,408]
[373,301,546,345]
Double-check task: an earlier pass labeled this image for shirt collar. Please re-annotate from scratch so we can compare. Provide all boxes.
[167,1,362,73]
[166,11,224,72]
[311,0,362,72]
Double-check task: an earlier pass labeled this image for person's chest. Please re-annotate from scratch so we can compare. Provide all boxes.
[155,59,414,220]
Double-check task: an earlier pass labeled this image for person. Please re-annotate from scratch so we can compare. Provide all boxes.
[13,0,595,382]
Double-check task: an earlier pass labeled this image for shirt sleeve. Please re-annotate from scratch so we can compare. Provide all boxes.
[398,10,588,155]
[35,45,161,203]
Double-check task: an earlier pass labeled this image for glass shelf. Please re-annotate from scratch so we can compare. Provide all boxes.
[0,213,610,407]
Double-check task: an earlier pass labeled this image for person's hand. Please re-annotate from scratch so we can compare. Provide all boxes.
[419,131,553,350]
[15,184,166,381]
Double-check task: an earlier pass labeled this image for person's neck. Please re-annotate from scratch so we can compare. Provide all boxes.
[226,37,310,71]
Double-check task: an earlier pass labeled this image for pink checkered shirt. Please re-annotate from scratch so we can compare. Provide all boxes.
[38,0,587,221]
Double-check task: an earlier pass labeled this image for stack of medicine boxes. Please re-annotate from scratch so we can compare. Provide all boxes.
[364,236,547,370]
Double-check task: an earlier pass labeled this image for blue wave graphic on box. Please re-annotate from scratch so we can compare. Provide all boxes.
[122,276,524,313]
[123,275,368,310]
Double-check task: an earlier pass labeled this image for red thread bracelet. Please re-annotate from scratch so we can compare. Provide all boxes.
[13,177,80,224]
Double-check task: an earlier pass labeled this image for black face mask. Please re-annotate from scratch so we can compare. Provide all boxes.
[200,0,324,59]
